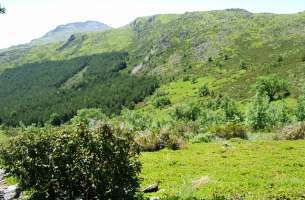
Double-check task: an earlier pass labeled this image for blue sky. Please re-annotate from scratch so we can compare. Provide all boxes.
[0,0,305,49]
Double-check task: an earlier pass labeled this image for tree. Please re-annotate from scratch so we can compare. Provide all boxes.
[48,113,62,126]
[0,123,141,199]
[220,97,243,122]
[0,5,5,14]
[254,75,289,101]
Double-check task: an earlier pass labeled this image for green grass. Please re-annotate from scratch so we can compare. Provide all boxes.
[141,140,305,199]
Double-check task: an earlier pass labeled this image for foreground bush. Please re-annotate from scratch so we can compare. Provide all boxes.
[276,123,305,140]
[0,123,141,199]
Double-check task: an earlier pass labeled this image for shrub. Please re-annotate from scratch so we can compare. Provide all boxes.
[154,96,171,108]
[135,129,185,151]
[254,75,289,101]
[192,133,215,143]
[135,131,162,152]
[159,129,186,150]
[268,101,291,126]
[183,76,191,82]
[295,91,305,121]
[276,123,305,140]
[0,123,141,199]
[48,113,62,126]
[277,55,284,62]
[199,84,210,97]
[240,60,247,69]
[220,97,243,122]
[172,104,200,121]
[71,108,107,125]
[224,54,229,61]
[303,55,305,62]
[208,57,213,62]
[209,123,248,140]
[247,93,271,130]
[120,109,153,131]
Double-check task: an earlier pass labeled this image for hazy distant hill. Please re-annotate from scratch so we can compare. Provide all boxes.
[31,21,111,45]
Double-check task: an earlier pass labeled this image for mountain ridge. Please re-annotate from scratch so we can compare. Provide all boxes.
[31,20,111,45]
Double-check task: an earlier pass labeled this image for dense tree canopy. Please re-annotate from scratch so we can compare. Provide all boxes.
[0,52,158,126]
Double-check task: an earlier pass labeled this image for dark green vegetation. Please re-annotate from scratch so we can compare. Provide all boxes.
[1,123,141,199]
[1,8,305,199]
[0,52,157,126]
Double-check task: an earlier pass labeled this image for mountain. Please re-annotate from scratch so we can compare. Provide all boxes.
[31,21,111,45]
[1,9,305,125]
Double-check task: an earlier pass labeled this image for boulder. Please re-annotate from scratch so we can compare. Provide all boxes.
[142,182,159,193]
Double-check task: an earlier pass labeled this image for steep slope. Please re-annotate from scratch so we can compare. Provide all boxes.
[31,21,111,45]
[1,9,305,125]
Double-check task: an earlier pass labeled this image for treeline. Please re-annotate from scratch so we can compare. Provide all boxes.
[0,52,158,126]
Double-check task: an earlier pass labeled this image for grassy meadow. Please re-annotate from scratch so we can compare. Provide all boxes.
[141,141,305,199]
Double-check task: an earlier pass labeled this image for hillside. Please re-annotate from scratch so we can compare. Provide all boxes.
[1,9,305,125]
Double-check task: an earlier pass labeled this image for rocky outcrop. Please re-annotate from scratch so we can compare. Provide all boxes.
[0,170,20,200]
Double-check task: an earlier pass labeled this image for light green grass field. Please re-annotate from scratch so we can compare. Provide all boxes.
[141,140,305,199]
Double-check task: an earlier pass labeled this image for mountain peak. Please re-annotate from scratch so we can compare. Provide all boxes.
[32,21,111,45]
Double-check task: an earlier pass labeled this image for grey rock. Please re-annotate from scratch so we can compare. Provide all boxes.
[150,197,160,200]
[142,182,159,193]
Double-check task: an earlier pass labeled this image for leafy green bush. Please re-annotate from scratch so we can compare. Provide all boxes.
[153,96,171,108]
[277,55,284,62]
[295,90,305,121]
[254,75,289,101]
[47,113,62,126]
[172,104,200,121]
[220,97,243,122]
[71,108,107,125]
[209,123,248,140]
[268,101,291,126]
[0,123,141,199]
[120,109,153,131]
[247,93,271,130]
[240,60,247,69]
[192,133,215,143]
[199,84,211,97]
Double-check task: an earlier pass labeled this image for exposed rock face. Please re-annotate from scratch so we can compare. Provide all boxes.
[0,170,20,200]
